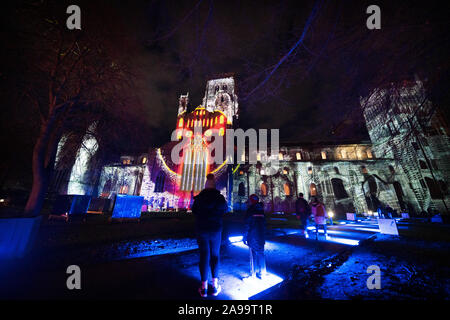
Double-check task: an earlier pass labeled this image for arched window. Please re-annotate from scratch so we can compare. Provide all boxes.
[219,115,224,124]
[425,177,443,199]
[178,118,183,127]
[310,183,317,196]
[238,182,246,197]
[419,160,427,169]
[367,176,377,194]
[331,178,349,200]
[119,185,129,194]
[284,183,292,196]
[155,171,166,193]
[334,167,340,175]
[261,183,268,196]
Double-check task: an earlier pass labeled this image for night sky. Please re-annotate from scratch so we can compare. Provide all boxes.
[1,0,449,188]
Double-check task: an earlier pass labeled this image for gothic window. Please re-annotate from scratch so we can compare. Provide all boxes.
[155,171,166,193]
[310,183,317,196]
[331,178,349,200]
[334,167,340,175]
[367,176,377,194]
[431,159,439,170]
[102,179,112,196]
[419,160,428,169]
[260,183,268,196]
[238,182,246,197]
[425,177,443,199]
[284,183,292,196]
[119,185,129,194]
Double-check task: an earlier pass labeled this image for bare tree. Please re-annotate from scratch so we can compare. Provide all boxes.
[9,2,137,216]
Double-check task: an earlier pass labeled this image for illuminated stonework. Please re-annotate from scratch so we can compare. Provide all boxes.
[92,76,448,215]
[361,78,449,214]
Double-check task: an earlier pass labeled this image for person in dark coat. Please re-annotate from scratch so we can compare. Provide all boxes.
[243,194,266,279]
[192,173,228,297]
[295,193,311,238]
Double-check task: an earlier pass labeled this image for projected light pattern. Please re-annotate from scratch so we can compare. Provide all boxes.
[180,146,208,192]
[68,123,98,195]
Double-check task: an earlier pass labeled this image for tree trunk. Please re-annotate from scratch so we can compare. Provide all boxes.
[24,161,50,217]
[24,113,61,217]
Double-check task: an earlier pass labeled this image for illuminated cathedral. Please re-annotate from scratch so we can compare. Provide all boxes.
[54,76,448,217]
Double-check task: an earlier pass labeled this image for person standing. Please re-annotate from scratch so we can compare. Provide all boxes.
[310,196,329,239]
[295,193,311,238]
[243,194,266,279]
[192,174,228,297]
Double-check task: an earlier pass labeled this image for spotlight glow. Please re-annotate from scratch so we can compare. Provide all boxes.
[228,273,284,300]
[326,237,359,246]
[229,236,243,243]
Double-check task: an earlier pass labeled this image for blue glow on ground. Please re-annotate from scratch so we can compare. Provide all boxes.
[227,237,284,299]
[354,227,380,233]
[228,236,243,243]
[326,237,360,246]
[230,240,281,251]
[228,273,284,300]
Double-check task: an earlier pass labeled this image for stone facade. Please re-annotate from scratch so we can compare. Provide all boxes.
[91,76,448,215]
[361,78,449,214]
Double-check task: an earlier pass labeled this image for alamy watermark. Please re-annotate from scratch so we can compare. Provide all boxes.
[366,5,381,30]
[66,265,81,290]
[366,265,381,289]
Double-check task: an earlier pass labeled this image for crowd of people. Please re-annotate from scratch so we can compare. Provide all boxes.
[192,174,337,298]
[192,174,407,297]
